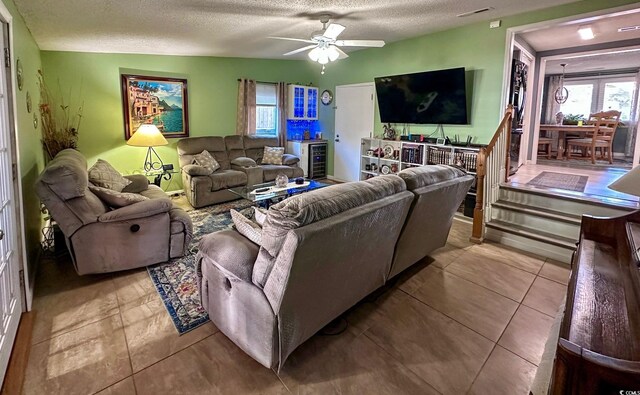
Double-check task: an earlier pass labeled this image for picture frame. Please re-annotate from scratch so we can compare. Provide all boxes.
[121,74,189,140]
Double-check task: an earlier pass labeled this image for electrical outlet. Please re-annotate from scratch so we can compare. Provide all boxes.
[490,20,501,29]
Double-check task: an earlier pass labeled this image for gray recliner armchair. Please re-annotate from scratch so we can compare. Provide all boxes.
[36,149,193,275]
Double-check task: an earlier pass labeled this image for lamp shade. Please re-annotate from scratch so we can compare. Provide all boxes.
[126,124,168,147]
[608,166,640,197]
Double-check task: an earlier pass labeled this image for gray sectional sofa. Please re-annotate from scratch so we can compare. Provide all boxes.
[196,165,474,370]
[36,149,192,275]
[177,136,304,208]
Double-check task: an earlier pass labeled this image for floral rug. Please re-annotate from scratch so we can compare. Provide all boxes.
[147,199,254,334]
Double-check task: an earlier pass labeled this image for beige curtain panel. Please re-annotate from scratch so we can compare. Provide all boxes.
[236,78,257,136]
[544,75,562,124]
[276,82,288,147]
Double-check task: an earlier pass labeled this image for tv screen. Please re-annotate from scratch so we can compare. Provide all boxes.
[374,67,468,125]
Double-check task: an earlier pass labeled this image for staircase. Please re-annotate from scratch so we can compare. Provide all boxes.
[484,185,634,263]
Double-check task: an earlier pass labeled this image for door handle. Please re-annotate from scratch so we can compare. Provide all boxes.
[335,139,340,143]
[0,229,4,241]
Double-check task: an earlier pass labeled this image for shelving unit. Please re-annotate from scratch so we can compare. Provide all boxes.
[360,137,482,217]
[287,85,319,120]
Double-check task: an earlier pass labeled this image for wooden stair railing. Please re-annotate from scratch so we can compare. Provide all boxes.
[470,104,514,243]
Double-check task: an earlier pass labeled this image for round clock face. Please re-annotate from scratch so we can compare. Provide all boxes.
[321,90,333,105]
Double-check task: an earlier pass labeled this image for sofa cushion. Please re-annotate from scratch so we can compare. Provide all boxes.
[254,207,267,226]
[193,150,220,174]
[38,149,89,200]
[261,165,303,182]
[262,147,284,165]
[209,170,248,191]
[198,230,259,282]
[89,185,149,208]
[282,154,299,166]
[231,157,257,167]
[88,159,132,192]
[398,165,467,190]
[253,175,406,286]
[122,174,149,193]
[183,164,212,176]
[177,136,230,170]
[230,209,262,245]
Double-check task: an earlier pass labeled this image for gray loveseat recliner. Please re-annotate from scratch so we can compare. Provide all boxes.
[36,149,193,275]
[177,136,304,208]
[196,165,473,370]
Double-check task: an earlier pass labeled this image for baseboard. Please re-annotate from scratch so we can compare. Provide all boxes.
[485,227,573,264]
[1,311,36,394]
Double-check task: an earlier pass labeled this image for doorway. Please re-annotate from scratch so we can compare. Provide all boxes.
[333,83,375,182]
[0,20,24,384]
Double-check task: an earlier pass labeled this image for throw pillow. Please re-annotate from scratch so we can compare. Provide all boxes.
[88,159,132,192]
[282,154,300,166]
[122,174,150,193]
[230,209,262,245]
[262,146,285,165]
[89,185,149,208]
[193,150,220,174]
[253,207,268,227]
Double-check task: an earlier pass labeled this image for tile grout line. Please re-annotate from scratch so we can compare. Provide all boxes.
[464,342,498,395]
[113,280,137,394]
[30,310,122,347]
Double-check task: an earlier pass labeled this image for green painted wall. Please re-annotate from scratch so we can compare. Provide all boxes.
[40,51,318,190]
[3,0,43,286]
[315,0,640,175]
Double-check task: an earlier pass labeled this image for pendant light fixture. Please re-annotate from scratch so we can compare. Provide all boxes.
[554,63,569,104]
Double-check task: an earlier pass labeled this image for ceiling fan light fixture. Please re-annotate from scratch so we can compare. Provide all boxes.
[308,47,321,62]
[327,46,340,62]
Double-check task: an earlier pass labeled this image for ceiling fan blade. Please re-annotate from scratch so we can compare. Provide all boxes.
[283,45,317,56]
[335,39,385,47]
[335,47,349,60]
[268,36,315,44]
[323,23,345,40]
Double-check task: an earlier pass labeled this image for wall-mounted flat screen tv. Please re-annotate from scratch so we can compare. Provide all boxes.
[374,67,468,125]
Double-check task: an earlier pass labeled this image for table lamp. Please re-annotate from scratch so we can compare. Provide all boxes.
[608,166,640,198]
[126,124,168,171]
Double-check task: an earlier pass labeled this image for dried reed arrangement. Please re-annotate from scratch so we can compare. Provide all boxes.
[38,70,83,160]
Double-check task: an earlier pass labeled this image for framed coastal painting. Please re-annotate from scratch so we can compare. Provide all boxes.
[121,74,189,140]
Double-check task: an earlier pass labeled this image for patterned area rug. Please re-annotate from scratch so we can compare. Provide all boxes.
[526,171,588,193]
[147,199,254,334]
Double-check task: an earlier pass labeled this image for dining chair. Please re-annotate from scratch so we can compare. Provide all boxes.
[566,111,620,164]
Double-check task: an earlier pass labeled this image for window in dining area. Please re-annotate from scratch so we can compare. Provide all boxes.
[560,76,637,121]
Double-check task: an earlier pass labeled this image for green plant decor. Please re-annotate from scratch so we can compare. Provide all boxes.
[562,113,585,125]
[38,69,83,160]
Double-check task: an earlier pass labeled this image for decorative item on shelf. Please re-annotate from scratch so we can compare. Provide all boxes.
[365,164,371,171]
[370,163,378,172]
[315,132,323,139]
[554,63,569,104]
[275,173,289,188]
[127,124,169,171]
[383,123,396,140]
[26,91,32,113]
[366,149,374,157]
[295,177,305,185]
[383,144,394,158]
[393,149,400,160]
[303,130,310,140]
[366,174,374,179]
[121,74,189,139]
[372,147,384,158]
[16,58,23,91]
[390,163,398,173]
[455,155,464,167]
[380,164,391,175]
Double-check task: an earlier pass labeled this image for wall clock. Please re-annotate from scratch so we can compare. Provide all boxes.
[321,89,333,105]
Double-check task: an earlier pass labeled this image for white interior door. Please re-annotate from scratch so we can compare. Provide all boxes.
[0,23,23,384]
[334,83,375,182]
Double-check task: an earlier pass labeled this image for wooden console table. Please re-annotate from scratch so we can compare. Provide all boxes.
[551,210,640,393]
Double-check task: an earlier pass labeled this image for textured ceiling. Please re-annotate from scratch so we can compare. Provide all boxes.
[15,0,579,58]
[545,49,640,74]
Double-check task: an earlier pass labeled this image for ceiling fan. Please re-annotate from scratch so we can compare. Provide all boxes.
[269,16,385,65]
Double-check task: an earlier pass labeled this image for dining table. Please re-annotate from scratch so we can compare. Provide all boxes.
[538,124,613,160]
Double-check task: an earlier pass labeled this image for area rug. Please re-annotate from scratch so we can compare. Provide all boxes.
[526,171,588,193]
[147,199,254,334]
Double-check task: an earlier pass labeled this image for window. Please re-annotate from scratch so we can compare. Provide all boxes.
[560,76,637,121]
[256,83,278,137]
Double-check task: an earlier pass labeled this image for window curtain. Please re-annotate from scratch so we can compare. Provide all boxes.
[544,75,563,124]
[236,78,257,136]
[276,82,288,147]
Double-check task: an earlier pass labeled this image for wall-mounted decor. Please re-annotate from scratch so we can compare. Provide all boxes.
[26,91,32,113]
[33,113,38,129]
[121,74,189,140]
[16,58,23,91]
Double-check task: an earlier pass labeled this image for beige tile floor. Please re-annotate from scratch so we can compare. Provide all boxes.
[22,220,570,395]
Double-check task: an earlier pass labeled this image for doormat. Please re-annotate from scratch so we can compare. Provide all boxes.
[526,171,588,193]
[147,199,254,334]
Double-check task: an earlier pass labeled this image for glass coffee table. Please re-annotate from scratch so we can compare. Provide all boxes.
[228,179,329,207]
